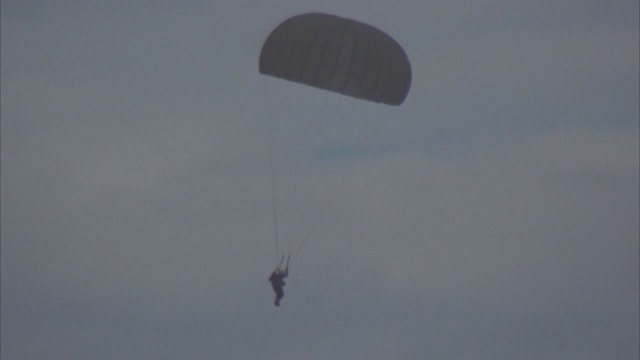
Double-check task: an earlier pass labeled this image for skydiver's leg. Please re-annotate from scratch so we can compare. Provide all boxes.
[274,287,284,306]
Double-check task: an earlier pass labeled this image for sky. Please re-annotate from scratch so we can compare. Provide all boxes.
[1,1,638,359]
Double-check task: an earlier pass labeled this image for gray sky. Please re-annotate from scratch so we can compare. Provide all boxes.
[2,1,638,359]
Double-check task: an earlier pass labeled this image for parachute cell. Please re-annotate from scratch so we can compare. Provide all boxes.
[259,13,412,105]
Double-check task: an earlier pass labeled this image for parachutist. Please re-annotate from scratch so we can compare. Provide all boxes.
[269,267,288,306]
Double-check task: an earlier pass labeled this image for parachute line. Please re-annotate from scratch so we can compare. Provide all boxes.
[268,117,280,266]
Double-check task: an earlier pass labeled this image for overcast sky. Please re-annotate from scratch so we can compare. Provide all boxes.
[2,1,639,359]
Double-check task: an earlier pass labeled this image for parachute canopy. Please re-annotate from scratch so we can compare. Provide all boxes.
[259,13,412,106]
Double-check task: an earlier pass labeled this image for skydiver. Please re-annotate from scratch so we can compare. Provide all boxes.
[268,267,288,306]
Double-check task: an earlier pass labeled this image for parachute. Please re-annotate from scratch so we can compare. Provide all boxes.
[259,13,412,105]
[259,13,411,267]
